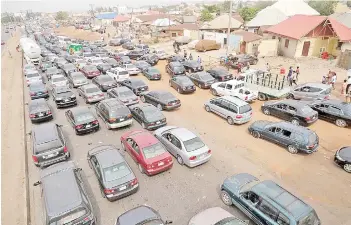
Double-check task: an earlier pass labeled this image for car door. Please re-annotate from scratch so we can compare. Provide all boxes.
[131,140,143,165]
[255,199,280,225]
[216,83,226,96]
[326,105,344,123]
[160,133,178,156]
[52,89,57,101]
[274,103,289,120]
[98,103,109,122]
[170,77,176,88]
[233,192,263,225]
[276,129,293,147]
[148,92,158,106]
[90,156,104,189]
[208,99,222,115]
[262,126,281,144]
[216,99,230,118]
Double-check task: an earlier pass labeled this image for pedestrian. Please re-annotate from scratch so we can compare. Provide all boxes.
[189,53,193,60]
[266,63,271,72]
[16,44,20,52]
[341,79,350,103]
[197,55,201,64]
[139,39,141,44]
[108,33,110,38]
[292,72,297,85]
[295,66,300,81]
[331,72,337,90]
[184,50,187,59]
[287,66,293,86]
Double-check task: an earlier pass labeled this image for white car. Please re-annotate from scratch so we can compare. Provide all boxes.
[123,64,141,75]
[210,80,258,102]
[188,40,199,49]
[88,58,103,66]
[72,58,87,69]
[50,74,69,88]
[152,49,168,60]
[25,70,43,86]
[106,67,130,82]
[82,52,95,61]
[23,64,36,75]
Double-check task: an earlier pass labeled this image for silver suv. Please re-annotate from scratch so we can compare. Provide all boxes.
[204,96,252,125]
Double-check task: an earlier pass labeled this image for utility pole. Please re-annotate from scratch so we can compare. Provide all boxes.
[226,0,233,56]
[89,4,95,25]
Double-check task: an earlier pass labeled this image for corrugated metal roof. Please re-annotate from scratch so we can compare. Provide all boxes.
[234,30,262,42]
[330,12,351,29]
[96,12,118,20]
[200,14,242,30]
[113,15,130,22]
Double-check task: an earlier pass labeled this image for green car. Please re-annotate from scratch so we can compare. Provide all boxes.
[142,67,161,80]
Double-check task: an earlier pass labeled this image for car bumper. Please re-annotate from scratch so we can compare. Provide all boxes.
[73,82,89,87]
[300,145,318,154]
[146,122,167,130]
[233,117,252,124]
[106,184,139,201]
[56,100,77,108]
[76,125,100,134]
[87,96,105,103]
[305,118,318,125]
[107,119,133,129]
[31,93,49,100]
[148,76,161,80]
[164,103,181,110]
[187,154,211,168]
[146,163,173,176]
[124,100,139,106]
[334,155,346,167]
[86,74,100,78]
[31,114,53,123]
[36,152,69,167]
[128,71,140,75]
[181,89,196,93]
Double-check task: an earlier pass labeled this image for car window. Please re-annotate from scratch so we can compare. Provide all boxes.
[239,104,252,114]
[287,105,297,113]
[281,129,292,138]
[226,84,233,90]
[218,83,226,88]
[298,211,319,225]
[277,213,290,225]
[269,127,282,133]
[183,137,205,152]
[132,141,140,154]
[219,100,230,110]
[228,103,238,113]
[142,143,167,159]
[55,208,87,225]
[85,87,100,93]
[52,76,66,82]
[143,107,163,121]
[257,200,279,221]
[103,162,131,182]
[277,104,287,110]
[328,106,342,114]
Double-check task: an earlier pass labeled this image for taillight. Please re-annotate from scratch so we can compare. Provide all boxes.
[63,146,68,153]
[207,150,212,154]
[92,120,99,124]
[75,124,83,129]
[305,117,311,121]
[324,96,329,99]
[32,155,38,162]
[47,111,52,115]
[221,77,225,81]
[130,178,138,186]
[189,156,196,160]
[127,114,132,118]
[30,92,35,96]
[245,96,248,100]
[236,115,243,119]
[104,188,114,194]
[306,144,315,149]
[30,114,36,118]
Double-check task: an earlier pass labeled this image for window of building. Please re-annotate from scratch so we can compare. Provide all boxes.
[171,33,177,37]
[336,41,343,50]
[272,36,276,39]
[285,39,289,48]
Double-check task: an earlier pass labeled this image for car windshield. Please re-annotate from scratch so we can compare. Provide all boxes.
[126,64,136,69]
[298,211,320,225]
[198,73,213,80]
[183,137,205,152]
[103,162,131,182]
[73,74,85,79]
[174,66,184,72]
[76,112,95,123]
[149,68,159,74]
[178,77,193,86]
[239,104,252,114]
[106,59,117,63]
[52,76,66,82]
[99,76,113,82]
[121,56,130,61]
[55,208,86,225]
[159,92,175,100]
[132,80,145,86]
[300,106,314,114]
[143,107,163,121]
[57,89,71,94]
[142,143,166,159]
[117,89,134,97]
[142,219,165,225]
[30,83,45,91]
[85,66,97,72]
[85,87,100,93]
[27,73,40,78]
[110,106,130,117]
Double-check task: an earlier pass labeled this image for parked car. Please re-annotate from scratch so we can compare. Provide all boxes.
[154,126,212,167]
[102,58,118,68]
[29,98,53,123]
[188,71,215,89]
[72,58,87,69]
[167,54,185,63]
[287,82,331,100]
[207,67,233,82]
[40,61,52,72]
[30,123,70,167]
[262,100,318,126]
[95,63,111,74]
[78,84,105,104]
[83,52,95,60]
[166,61,186,77]
[122,42,135,50]
[87,145,138,201]
[23,64,36,74]
[152,49,168,60]
[67,71,88,88]
[29,82,49,99]
[248,120,319,154]
[210,80,258,102]
[120,129,173,175]
[94,40,107,47]
[33,161,96,225]
[334,146,351,173]
[195,40,221,52]
[62,63,77,75]
[95,99,133,129]
[140,90,181,111]
[188,207,247,225]
[81,65,101,78]
[115,205,172,225]
[204,96,253,125]
[137,54,159,66]
[236,54,258,65]
[142,67,161,80]
[88,57,104,66]
[106,67,130,82]
[220,173,321,225]
[26,70,43,86]
[309,99,351,127]
[52,86,77,108]
[107,86,139,106]
[119,78,149,96]
[65,106,100,134]
[129,104,166,130]
[122,63,141,75]
[135,44,150,53]
[50,74,69,88]
[119,56,132,65]
[182,60,203,73]
[120,38,131,45]
[53,57,68,68]
[64,55,78,63]
[134,60,151,71]
[92,75,118,92]
[109,38,122,46]
[169,75,196,94]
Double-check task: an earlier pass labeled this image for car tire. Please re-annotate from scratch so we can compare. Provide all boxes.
[141,122,146,129]
[343,164,351,173]
[176,155,184,165]
[140,96,146,102]
[205,105,211,112]
[138,164,144,174]
[287,145,298,154]
[227,117,234,125]
[263,108,270,115]
[221,190,233,206]
[258,93,267,101]
[198,84,202,89]
[211,89,217,96]
[291,118,300,126]
[335,119,347,128]
[157,104,163,111]
[251,131,260,138]
[66,152,71,159]
[177,88,181,93]
[286,93,294,99]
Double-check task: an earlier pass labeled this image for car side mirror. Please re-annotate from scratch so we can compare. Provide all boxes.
[165,221,173,224]
[33,181,41,186]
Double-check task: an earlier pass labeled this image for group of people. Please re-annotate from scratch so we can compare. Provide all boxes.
[286,66,300,86]
[183,49,202,63]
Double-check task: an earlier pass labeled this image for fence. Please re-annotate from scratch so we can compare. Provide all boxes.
[244,70,288,91]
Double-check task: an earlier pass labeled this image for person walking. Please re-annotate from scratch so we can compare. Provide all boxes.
[331,73,337,90]
[189,53,193,60]
[184,50,188,59]
[295,66,300,81]
[266,63,271,73]
[287,66,293,86]
[341,79,350,102]
[197,55,201,64]
[292,72,297,85]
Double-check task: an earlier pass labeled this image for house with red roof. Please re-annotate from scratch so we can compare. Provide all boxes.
[265,15,351,58]
[113,15,131,27]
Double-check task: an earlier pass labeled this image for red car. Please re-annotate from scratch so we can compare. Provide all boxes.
[120,129,173,176]
[81,65,101,79]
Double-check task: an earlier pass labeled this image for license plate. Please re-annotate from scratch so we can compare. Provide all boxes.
[65,99,69,102]
[39,113,43,116]
[156,121,160,124]
[119,186,126,191]
[86,124,91,128]
[158,162,164,166]
[120,118,124,121]
[47,153,55,158]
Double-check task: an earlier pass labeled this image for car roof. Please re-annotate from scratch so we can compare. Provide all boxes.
[170,62,182,66]
[30,98,47,105]
[113,86,131,92]
[223,80,244,85]
[128,129,159,148]
[70,106,91,116]
[299,82,330,89]
[252,180,312,220]
[54,86,71,92]
[101,98,124,108]
[111,67,127,72]
[274,99,306,108]
[82,84,98,89]
[40,161,84,217]
[170,127,197,141]
[118,206,160,225]
[33,123,58,144]
[94,147,125,168]
[317,99,350,107]
[274,121,313,134]
[218,96,249,107]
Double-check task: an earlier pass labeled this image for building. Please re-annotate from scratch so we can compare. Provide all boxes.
[95,12,118,25]
[246,0,319,33]
[182,16,197,24]
[117,6,128,14]
[161,24,199,37]
[265,15,351,58]
[330,12,351,29]
[200,14,243,33]
[113,15,130,27]
[233,30,262,54]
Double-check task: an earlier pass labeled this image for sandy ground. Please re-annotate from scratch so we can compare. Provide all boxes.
[1,32,27,225]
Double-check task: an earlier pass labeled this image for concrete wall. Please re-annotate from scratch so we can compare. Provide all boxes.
[258,39,279,57]
[279,37,298,58]
[246,40,260,54]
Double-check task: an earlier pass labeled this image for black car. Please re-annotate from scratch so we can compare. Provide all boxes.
[54,57,68,68]
[167,54,185,63]
[262,100,318,126]
[120,78,149,96]
[129,103,167,130]
[92,75,118,92]
[62,63,78,75]
[122,42,135,50]
[140,90,181,111]
[96,63,112,74]
[52,86,77,108]
[169,75,196,94]
[64,55,78,63]
[65,107,100,135]
[29,82,49,100]
[207,67,233,82]
[29,98,53,123]
[119,56,132,65]
[33,161,96,225]
[188,71,215,89]
[102,58,118,68]
[309,99,351,128]
[334,146,351,173]
[126,50,145,60]
[134,60,151,71]
[135,44,150,53]
[30,123,69,167]
[87,145,138,201]
[182,60,203,73]
[137,54,159,66]
[248,120,319,154]
[166,61,186,77]
[116,206,172,225]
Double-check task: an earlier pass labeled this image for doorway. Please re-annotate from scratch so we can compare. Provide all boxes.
[240,41,246,54]
[302,41,310,56]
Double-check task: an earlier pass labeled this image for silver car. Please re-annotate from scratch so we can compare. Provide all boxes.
[154,126,211,167]
[204,96,252,125]
[26,70,43,86]
[106,86,139,106]
[152,49,168,60]
[78,84,105,104]
[123,63,141,75]
[288,82,331,101]
[188,207,247,225]
[23,64,36,74]
[67,72,89,88]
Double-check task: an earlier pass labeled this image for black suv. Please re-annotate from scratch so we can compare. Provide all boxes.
[34,161,96,225]
[137,54,159,66]
[31,123,70,167]
[165,61,186,77]
[119,78,149,96]
[52,86,77,108]
[29,98,53,123]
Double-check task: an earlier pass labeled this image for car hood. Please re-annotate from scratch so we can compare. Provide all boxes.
[188,207,236,225]
[104,172,135,189]
[222,173,259,195]
[86,92,102,97]
[31,105,49,114]
[57,92,75,99]
[338,147,351,162]
[119,95,137,101]
[101,81,117,86]
[250,120,271,131]
[73,78,87,83]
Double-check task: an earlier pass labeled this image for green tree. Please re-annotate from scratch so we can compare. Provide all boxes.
[219,1,231,12]
[308,1,337,16]
[55,11,69,21]
[204,5,220,13]
[255,1,276,10]
[184,8,194,16]
[238,7,259,21]
[200,9,214,22]
[346,1,351,7]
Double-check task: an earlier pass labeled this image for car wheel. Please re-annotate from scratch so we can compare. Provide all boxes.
[221,190,233,206]
[140,96,146,102]
[157,104,163,111]
[335,119,347,128]
[66,152,71,159]
[198,83,202,89]
[287,145,298,154]
[141,122,146,129]
[177,88,181,93]
[205,105,211,112]
[176,155,184,165]
[251,131,260,138]
[291,119,300,126]
[227,117,234,125]
[211,89,218,96]
[343,164,351,173]
[169,82,172,87]
[258,93,267,101]
[286,93,294,99]
[121,142,126,151]
[263,108,270,115]
[138,164,144,174]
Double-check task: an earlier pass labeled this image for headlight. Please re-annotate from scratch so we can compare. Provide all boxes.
[336,153,344,161]
[56,98,62,101]
[70,95,75,98]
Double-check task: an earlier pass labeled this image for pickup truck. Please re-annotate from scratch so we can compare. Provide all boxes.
[210,80,258,102]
